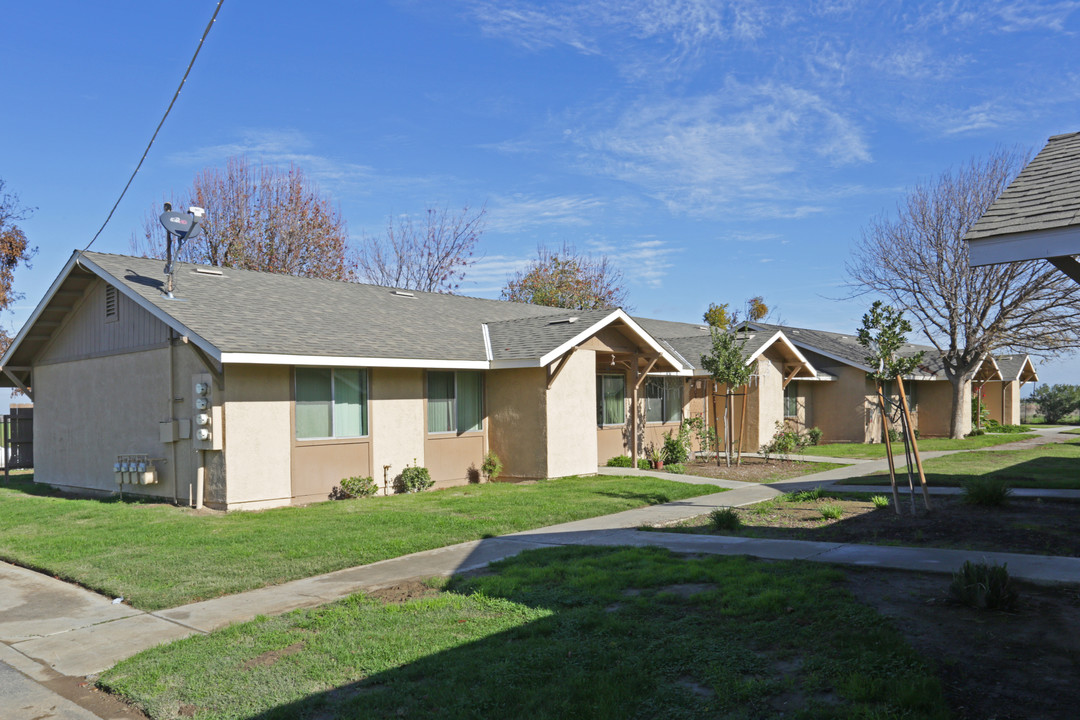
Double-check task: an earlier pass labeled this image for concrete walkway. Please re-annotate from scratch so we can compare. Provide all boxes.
[3,426,1077,718]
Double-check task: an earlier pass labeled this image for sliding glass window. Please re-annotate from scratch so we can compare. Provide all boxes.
[428,371,483,433]
[645,377,683,423]
[295,368,368,439]
[597,374,626,426]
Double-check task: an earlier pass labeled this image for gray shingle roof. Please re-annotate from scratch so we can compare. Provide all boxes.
[966,132,1080,240]
[83,252,573,362]
[485,310,616,361]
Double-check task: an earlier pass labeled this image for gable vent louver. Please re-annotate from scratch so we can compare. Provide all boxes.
[105,284,119,322]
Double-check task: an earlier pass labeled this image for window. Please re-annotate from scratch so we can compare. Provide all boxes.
[596,374,626,426]
[104,284,119,323]
[645,377,683,423]
[427,371,483,433]
[784,382,799,418]
[295,368,368,439]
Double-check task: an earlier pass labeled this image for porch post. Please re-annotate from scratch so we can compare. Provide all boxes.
[630,355,639,467]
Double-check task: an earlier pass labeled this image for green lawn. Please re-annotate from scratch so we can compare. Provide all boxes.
[801,432,1038,459]
[836,438,1080,489]
[99,546,949,720]
[1063,427,1080,435]
[0,474,720,610]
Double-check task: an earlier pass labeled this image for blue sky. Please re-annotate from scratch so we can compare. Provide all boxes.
[3,0,1079,392]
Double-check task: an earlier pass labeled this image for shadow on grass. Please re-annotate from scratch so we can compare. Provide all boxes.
[108,545,946,720]
[0,473,178,506]
[594,490,672,504]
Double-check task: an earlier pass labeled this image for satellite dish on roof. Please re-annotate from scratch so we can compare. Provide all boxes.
[158,204,207,298]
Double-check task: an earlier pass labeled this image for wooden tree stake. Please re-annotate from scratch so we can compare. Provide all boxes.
[896,376,931,511]
[875,383,902,515]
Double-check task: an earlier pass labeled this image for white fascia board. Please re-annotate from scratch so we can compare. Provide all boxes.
[0,252,82,368]
[968,225,1080,266]
[1021,357,1039,383]
[481,323,493,362]
[220,353,489,369]
[745,331,818,376]
[744,322,873,373]
[536,309,685,370]
[75,253,222,361]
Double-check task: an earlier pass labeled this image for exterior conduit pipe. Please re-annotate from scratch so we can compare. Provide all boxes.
[195,449,205,510]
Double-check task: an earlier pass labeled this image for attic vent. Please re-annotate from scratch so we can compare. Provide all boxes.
[548,317,578,325]
[104,284,119,322]
[391,290,415,298]
[698,326,708,331]
[791,330,800,334]
[194,267,224,276]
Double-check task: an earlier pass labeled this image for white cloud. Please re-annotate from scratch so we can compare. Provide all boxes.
[460,254,533,294]
[587,237,679,287]
[485,194,603,232]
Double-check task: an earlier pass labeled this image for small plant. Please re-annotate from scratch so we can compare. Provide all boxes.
[807,426,823,446]
[962,476,1012,506]
[480,451,503,482]
[785,488,823,503]
[760,422,810,461]
[662,430,690,464]
[637,458,651,470]
[949,561,1019,611]
[647,445,664,469]
[819,503,844,520]
[870,495,891,509]
[885,427,902,443]
[709,507,741,531]
[966,428,986,437]
[396,460,434,494]
[605,455,633,468]
[664,463,686,474]
[336,475,377,499]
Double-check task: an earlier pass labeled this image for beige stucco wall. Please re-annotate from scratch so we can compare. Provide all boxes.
[980,380,1021,426]
[806,366,877,444]
[370,367,427,490]
[34,348,175,497]
[221,364,292,509]
[914,380,955,437]
[487,367,548,479]
[545,349,598,478]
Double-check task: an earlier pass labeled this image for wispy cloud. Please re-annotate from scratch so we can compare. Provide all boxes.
[588,237,679,287]
[485,193,603,232]
[460,254,532,294]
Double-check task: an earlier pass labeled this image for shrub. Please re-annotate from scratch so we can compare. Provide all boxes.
[950,561,1018,611]
[819,504,844,520]
[760,422,810,461]
[785,488,823,503]
[870,495,891,509]
[480,451,503,482]
[662,429,690,464]
[807,427,823,446]
[885,427,902,443]
[966,428,986,437]
[664,463,686,474]
[396,461,433,494]
[709,507,741,531]
[336,475,377,499]
[637,458,652,470]
[962,476,1012,506]
[605,455,633,468]
[1030,383,1080,424]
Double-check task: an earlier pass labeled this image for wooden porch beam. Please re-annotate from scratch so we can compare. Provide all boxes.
[634,356,659,390]
[546,346,578,389]
[1050,256,1080,284]
[781,366,801,388]
[3,368,32,401]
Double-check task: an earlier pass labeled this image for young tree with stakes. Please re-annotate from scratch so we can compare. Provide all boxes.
[857,301,930,514]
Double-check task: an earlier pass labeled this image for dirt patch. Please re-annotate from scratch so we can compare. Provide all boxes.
[845,567,1080,720]
[364,579,440,604]
[679,494,1080,557]
[41,673,149,718]
[242,641,306,670]
[679,457,837,483]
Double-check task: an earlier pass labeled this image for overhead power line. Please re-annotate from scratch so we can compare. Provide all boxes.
[84,0,225,251]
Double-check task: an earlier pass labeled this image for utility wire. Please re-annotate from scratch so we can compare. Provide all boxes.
[84,0,225,251]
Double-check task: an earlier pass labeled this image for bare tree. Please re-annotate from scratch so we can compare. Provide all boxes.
[501,243,630,310]
[847,148,1080,438]
[133,156,351,280]
[0,180,37,353]
[354,205,485,293]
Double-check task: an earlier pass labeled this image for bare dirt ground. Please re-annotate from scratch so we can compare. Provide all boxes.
[679,457,839,483]
[672,494,1080,557]
[846,568,1080,720]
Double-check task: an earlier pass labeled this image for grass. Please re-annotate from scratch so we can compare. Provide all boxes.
[801,432,1038,459]
[1063,427,1080,435]
[836,438,1080,489]
[98,546,950,720]
[0,473,720,610]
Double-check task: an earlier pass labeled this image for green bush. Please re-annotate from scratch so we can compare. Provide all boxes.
[870,495,891,509]
[709,507,741,531]
[637,458,651,470]
[480,451,503,482]
[885,427,902,443]
[819,503,844,520]
[986,421,1032,434]
[807,427,823,446]
[661,429,690,464]
[962,476,1012,506]
[396,462,434,494]
[1030,383,1080,424]
[760,422,811,460]
[337,475,377,499]
[663,463,686,474]
[605,455,633,468]
[950,561,1018,611]
[966,428,986,437]
[785,488,822,503]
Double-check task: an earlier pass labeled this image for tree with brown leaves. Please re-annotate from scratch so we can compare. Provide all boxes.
[0,180,37,354]
[354,205,486,293]
[847,148,1080,438]
[134,156,351,280]
[501,243,630,310]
